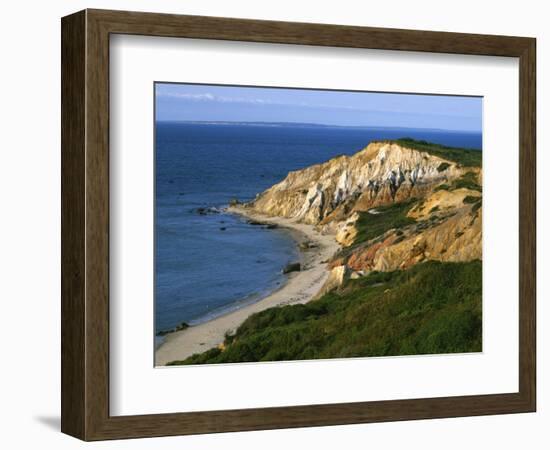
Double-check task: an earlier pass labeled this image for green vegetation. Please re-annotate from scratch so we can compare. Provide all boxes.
[435,183,450,191]
[332,199,418,262]
[168,261,482,365]
[470,197,482,215]
[437,162,451,172]
[392,138,482,167]
[463,195,480,204]
[353,199,417,245]
[435,171,482,193]
[453,172,482,191]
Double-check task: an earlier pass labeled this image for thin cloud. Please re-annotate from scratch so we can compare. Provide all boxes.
[157,91,476,117]
[158,92,216,101]
[156,87,479,120]
[157,91,288,107]
[157,89,376,111]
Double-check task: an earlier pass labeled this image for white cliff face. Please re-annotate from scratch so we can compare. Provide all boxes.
[333,170,351,205]
[248,142,467,225]
[296,184,325,224]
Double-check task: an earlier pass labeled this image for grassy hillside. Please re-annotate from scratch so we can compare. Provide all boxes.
[435,171,482,192]
[168,260,482,365]
[392,138,482,167]
[353,199,417,245]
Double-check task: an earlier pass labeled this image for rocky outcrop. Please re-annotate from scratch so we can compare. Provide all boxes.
[314,265,351,298]
[347,199,481,273]
[244,140,482,294]
[247,142,468,226]
[335,212,359,246]
[332,187,481,273]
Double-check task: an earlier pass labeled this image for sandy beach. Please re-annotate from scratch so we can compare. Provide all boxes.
[155,207,341,366]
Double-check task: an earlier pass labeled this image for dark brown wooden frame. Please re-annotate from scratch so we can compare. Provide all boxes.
[61,8,536,441]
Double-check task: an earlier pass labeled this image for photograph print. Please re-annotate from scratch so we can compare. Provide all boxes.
[154,83,482,367]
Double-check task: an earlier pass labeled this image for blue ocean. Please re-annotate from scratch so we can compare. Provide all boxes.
[155,122,482,334]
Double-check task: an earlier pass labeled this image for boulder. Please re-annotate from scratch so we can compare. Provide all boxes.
[315,265,351,298]
[299,241,318,250]
[282,262,301,274]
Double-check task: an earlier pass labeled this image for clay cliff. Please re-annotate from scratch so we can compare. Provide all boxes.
[242,139,482,291]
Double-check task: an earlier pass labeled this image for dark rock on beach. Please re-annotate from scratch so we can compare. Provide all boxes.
[156,321,190,336]
[247,220,278,229]
[283,262,301,274]
[299,241,318,250]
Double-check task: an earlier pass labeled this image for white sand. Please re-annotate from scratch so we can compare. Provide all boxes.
[154,208,340,366]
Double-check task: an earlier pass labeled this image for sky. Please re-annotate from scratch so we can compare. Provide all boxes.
[155,83,482,133]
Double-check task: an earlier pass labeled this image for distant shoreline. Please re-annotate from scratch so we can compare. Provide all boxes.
[154,208,341,366]
[156,120,483,136]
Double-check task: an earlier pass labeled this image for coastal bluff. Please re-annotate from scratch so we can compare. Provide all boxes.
[243,139,482,280]
[159,138,483,366]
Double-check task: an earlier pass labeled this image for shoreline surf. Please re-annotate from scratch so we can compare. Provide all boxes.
[155,211,306,348]
[154,208,341,366]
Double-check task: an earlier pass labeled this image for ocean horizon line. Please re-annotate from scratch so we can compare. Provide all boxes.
[155,120,482,135]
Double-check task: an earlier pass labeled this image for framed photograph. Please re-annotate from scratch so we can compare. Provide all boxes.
[61,9,536,440]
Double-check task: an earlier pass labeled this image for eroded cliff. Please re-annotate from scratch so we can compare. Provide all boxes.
[243,139,482,290]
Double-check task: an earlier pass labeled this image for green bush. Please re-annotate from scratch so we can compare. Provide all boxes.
[392,138,482,167]
[463,195,480,204]
[353,199,417,245]
[434,184,450,192]
[471,200,482,215]
[435,172,481,193]
[453,172,482,192]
